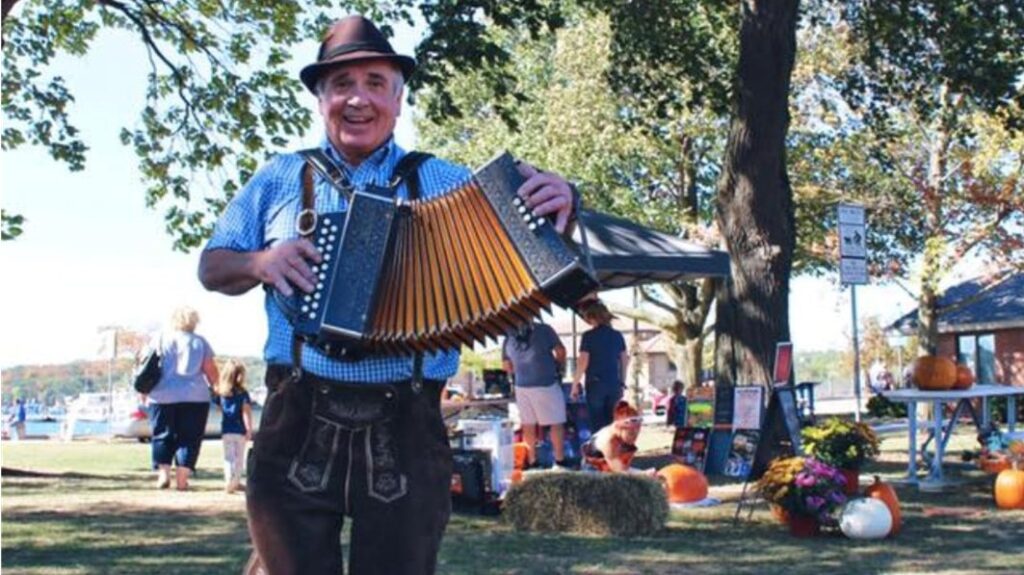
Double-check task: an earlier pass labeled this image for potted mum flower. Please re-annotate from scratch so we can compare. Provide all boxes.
[756,456,848,537]
[802,417,881,494]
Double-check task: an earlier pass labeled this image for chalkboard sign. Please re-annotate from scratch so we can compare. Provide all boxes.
[747,386,803,481]
[713,384,735,427]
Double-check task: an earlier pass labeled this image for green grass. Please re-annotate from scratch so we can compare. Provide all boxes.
[3,429,1024,574]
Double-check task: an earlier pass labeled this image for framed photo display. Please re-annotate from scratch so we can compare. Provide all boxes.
[671,426,711,471]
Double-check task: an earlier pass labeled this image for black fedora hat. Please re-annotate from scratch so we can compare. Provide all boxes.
[299,15,417,94]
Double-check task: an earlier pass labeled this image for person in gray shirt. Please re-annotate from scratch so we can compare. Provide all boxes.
[502,321,570,469]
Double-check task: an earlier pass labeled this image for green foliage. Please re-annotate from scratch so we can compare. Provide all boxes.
[866,395,907,419]
[2,211,26,240]
[1,0,565,250]
[801,417,880,469]
[503,472,668,536]
[798,1,1024,352]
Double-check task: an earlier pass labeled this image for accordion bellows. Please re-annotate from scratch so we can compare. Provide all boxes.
[295,152,597,357]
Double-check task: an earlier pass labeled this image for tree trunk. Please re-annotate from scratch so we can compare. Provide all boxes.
[673,337,703,390]
[2,0,19,22]
[917,83,952,357]
[714,0,799,387]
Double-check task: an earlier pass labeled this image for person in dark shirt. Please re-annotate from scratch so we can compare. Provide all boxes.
[570,300,629,433]
[213,359,254,493]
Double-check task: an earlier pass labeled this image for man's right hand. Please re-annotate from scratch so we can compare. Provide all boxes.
[254,238,322,297]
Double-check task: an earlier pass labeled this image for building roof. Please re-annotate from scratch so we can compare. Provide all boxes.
[572,209,731,289]
[889,272,1024,335]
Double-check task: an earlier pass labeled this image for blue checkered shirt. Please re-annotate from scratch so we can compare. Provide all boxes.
[204,137,471,383]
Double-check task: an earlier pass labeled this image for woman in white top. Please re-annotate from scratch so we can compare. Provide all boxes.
[146,306,219,491]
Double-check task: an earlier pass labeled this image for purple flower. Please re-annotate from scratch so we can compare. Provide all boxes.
[829,491,847,504]
[805,495,826,510]
[795,472,816,487]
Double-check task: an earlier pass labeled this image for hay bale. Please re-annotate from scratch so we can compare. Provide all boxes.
[502,472,668,536]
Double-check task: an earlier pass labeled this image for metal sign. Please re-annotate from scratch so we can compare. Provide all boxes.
[837,204,868,285]
[837,204,865,225]
[838,204,867,258]
[840,257,868,285]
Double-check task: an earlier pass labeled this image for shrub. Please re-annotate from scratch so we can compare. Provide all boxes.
[502,472,668,536]
[866,395,907,418]
[802,417,881,469]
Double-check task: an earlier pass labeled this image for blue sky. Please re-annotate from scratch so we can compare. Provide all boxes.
[0,23,929,368]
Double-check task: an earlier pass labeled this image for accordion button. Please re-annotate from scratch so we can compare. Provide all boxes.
[308,312,316,319]
[314,293,321,300]
[318,238,326,245]
[536,217,547,226]
[317,283,324,290]
[301,305,309,313]
[329,235,336,242]
[319,273,326,280]
[303,295,312,302]
[518,205,527,214]
[311,265,319,273]
[331,225,339,233]
[324,253,331,261]
[323,218,332,225]
[513,197,522,206]
[529,223,537,231]
[312,302,319,309]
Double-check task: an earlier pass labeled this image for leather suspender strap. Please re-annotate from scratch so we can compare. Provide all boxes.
[389,151,433,201]
[292,160,318,373]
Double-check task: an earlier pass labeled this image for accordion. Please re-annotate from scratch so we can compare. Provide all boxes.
[294,152,598,357]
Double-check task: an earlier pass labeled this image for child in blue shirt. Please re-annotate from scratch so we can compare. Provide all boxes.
[666,380,687,429]
[213,359,253,493]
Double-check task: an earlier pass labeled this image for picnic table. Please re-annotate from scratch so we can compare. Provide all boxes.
[881,384,1024,491]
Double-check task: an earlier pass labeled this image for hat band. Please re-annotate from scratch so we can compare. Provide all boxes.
[319,41,395,62]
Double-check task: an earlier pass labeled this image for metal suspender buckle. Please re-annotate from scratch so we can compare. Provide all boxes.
[295,209,318,237]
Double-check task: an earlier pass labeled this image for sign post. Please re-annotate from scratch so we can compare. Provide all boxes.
[838,204,868,422]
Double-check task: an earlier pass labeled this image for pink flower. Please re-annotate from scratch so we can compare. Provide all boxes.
[795,472,816,487]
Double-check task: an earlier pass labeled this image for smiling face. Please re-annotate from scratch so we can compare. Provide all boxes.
[317,59,403,166]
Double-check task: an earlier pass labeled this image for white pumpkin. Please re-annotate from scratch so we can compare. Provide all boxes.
[840,497,893,540]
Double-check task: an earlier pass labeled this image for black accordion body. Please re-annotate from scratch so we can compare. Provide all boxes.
[294,152,597,357]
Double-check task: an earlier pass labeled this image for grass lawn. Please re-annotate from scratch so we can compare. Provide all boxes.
[2,426,1023,574]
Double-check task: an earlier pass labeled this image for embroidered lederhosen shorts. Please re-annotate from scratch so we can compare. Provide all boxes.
[246,365,453,575]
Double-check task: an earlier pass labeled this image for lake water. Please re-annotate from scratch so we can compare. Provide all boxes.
[16,419,113,438]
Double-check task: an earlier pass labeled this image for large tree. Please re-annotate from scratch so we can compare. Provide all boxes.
[1,0,561,247]
[800,1,1024,356]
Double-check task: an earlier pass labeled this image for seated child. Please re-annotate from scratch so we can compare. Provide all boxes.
[582,401,643,472]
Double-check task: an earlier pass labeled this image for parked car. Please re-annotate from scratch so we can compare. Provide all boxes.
[110,399,262,442]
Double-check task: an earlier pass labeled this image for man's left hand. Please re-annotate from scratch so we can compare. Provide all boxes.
[515,161,576,233]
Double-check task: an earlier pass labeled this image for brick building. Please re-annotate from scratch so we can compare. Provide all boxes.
[890,272,1024,386]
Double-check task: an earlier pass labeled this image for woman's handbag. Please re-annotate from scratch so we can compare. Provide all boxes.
[133,342,163,394]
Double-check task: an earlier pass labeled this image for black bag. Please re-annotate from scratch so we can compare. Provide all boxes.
[133,347,162,394]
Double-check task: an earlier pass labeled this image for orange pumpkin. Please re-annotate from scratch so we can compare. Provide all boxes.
[864,475,902,536]
[912,356,957,391]
[952,364,975,390]
[657,464,709,503]
[979,453,1011,474]
[994,468,1024,510]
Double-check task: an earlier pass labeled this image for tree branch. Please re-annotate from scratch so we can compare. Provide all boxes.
[1,0,19,21]
[98,0,195,127]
